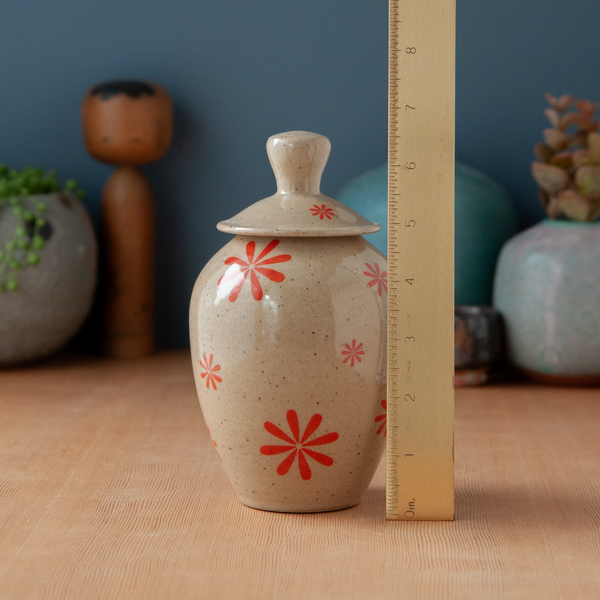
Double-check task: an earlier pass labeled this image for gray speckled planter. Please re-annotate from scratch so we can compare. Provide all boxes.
[190,132,387,512]
[0,191,97,365]
[493,220,600,384]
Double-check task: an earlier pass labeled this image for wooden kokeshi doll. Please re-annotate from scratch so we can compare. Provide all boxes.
[82,80,172,358]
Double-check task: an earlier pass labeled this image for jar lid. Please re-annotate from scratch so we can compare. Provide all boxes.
[217,131,381,237]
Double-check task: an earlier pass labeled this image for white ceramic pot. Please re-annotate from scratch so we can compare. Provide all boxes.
[494,220,600,384]
[190,132,387,512]
[0,191,97,365]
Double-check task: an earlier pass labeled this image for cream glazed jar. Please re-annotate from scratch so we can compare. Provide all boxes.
[190,131,387,512]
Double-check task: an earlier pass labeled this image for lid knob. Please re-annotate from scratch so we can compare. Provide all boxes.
[267,131,331,195]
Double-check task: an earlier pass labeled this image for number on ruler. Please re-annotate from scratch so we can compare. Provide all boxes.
[387,0,455,523]
[405,499,416,519]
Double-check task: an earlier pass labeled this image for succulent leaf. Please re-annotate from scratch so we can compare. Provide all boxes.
[531,162,569,194]
[534,142,554,163]
[572,149,592,170]
[587,132,600,162]
[554,189,590,221]
[537,94,600,220]
[575,165,600,198]
[575,99,600,115]
[546,196,563,219]
[559,112,576,130]
[549,152,573,169]
[588,131,600,149]
[542,128,569,150]
[571,113,599,134]
[544,108,561,128]
[588,205,600,221]
[545,93,574,112]
[538,188,550,209]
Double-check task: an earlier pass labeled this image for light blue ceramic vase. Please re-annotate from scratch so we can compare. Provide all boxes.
[493,220,600,383]
[337,162,519,305]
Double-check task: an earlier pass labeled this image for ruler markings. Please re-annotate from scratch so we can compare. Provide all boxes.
[386,0,455,521]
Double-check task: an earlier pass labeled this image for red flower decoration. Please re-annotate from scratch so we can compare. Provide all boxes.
[207,427,221,460]
[218,239,291,302]
[341,339,365,366]
[375,399,387,436]
[199,353,222,390]
[364,262,388,296]
[310,204,335,220]
[260,410,339,481]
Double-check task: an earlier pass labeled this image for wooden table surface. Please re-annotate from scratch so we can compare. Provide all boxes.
[1,351,599,599]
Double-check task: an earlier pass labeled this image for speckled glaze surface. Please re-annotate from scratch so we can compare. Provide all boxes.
[0,192,97,365]
[494,220,600,381]
[189,132,387,512]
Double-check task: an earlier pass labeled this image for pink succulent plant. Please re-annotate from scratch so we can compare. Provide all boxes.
[532,94,600,221]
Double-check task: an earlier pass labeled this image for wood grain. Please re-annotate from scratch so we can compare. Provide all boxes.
[101,166,155,358]
[81,80,172,360]
[1,351,599,599]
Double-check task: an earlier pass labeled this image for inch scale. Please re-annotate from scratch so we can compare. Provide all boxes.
[386,0,456,521]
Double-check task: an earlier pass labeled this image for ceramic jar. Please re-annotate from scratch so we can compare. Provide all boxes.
[0,191,97,365]
[494,220,600,384]
[337,162,519,304]
[454,305,502,386]
[190,132,387,512]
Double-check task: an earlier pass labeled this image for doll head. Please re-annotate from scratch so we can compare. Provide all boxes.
[82,80,172,165]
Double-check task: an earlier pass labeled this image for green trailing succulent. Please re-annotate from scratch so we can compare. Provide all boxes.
[0,165,85,292]
[532,94,600,221]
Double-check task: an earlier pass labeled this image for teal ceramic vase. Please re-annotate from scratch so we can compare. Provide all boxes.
[338,162,519,305]
[493,220,600,385]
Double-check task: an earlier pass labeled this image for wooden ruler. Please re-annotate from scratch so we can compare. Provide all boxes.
[386,0,456,521]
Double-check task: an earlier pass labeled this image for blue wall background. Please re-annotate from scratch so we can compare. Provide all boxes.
[0,0,599,347]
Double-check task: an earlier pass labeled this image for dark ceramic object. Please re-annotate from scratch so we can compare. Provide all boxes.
[454,305,502,385]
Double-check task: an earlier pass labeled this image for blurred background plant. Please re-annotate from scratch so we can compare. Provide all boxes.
[532,94,600,221]
[0,165,85,291]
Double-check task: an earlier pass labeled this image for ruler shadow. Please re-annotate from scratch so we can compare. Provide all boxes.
[454,482,600,531]
[349,468,600,531]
